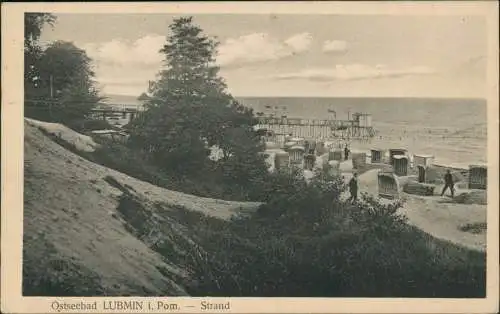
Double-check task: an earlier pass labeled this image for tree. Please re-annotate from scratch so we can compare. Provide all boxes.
[26,41,101,123]
[24,13,56,99]
[128,17,263,177]
[24,13,101,124]
[24,13,56,46]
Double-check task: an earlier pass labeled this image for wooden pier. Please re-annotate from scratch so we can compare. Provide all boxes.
[256,113,376,143]
[89,107,143,120]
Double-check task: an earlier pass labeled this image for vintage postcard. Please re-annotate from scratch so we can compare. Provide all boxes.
[1,1,499,313]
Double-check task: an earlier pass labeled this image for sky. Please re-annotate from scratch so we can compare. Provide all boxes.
[39,13,487,98]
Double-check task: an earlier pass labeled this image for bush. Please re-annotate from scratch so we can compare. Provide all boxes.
[147,169,486,297]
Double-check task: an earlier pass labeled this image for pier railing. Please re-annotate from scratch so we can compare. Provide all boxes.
[256,116,375,142]
[257,117,359,128]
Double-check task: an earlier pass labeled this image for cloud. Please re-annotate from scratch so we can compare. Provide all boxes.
[274,64,436,82]
[77,34,167,95]
[322,40,348,53]
[284,32,313,53]
[217,32,313,67]
[84,31,313,69]
[81,31,314,94]
[82,34,166,66]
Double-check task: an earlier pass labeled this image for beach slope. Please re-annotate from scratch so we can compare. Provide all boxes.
[23,121,261,295]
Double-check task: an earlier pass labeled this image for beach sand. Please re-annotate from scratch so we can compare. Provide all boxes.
[353,168,486,252]
[233,141,486,252]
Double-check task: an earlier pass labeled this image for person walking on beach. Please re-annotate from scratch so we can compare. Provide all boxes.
[344,144,350,160]
[441,170,455,198]
[348,173,359,203]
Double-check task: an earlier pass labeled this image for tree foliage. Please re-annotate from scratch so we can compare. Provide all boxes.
[24,13,56,98]
[24,13,57,46]
[24,14,101,124]
[128,17,265,179]
[34,41,101,121]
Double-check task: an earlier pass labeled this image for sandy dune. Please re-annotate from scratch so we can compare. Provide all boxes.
[25,120,261,220]
[23,121,261,295]
[25,118,101,152]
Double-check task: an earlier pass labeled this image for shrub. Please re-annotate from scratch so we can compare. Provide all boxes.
[147,169,486,297]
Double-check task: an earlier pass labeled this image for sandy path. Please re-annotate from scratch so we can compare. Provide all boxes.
[400,196,486,251]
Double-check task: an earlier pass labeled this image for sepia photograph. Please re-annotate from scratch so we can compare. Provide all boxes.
[2,2,499,313]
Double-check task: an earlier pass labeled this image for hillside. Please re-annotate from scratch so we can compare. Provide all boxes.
[23,121,260,296]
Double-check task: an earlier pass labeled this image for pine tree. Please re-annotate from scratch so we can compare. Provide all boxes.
[128,17,263,177]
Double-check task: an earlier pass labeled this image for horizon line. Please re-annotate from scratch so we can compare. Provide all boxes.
[103,93,487,101]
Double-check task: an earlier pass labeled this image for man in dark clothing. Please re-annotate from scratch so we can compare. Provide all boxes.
[441,170,455,197]
[348,173,359,203]
[344,144,350,160]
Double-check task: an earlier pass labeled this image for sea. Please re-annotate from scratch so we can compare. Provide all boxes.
[237,97,487,167]
[104,95,487,167]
